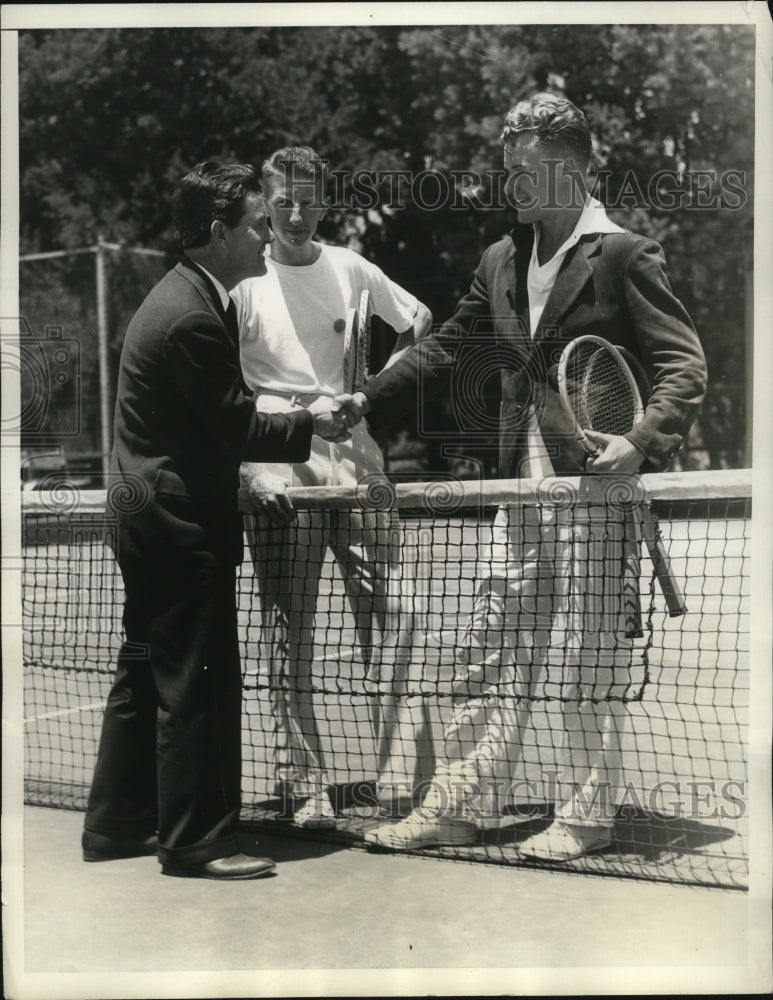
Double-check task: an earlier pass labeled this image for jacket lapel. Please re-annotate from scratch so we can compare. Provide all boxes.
[532,233,601,341]
[176,258,228,323]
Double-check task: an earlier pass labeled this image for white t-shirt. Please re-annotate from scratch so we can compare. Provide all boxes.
[522,197,625,479]
[232,243,419,488]
[233,243,418,397]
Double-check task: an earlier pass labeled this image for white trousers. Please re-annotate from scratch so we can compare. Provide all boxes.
[421,500,640,828]
[247,395,435,801]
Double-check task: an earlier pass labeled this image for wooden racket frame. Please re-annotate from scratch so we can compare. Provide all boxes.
[557,335,687,617]
[342,307,359,394]
[342,290,372,394]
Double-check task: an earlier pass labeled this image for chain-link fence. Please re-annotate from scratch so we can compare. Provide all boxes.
[18,242,171,485]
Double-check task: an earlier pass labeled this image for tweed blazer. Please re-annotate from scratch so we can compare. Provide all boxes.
[363,225,707,477]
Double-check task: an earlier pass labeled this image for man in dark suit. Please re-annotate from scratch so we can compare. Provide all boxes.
[82,162,350,880]
[338,93,707,860]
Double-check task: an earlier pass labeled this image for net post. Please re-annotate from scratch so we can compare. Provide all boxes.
[95,236,111,479]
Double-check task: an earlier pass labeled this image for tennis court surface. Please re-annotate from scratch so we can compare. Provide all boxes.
[13,803,755,989]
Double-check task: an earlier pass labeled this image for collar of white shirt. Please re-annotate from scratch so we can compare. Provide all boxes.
[532,195,625,274]
[190,261,231,313]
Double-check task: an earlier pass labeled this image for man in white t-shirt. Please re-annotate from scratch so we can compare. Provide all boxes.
[233,146,435,828]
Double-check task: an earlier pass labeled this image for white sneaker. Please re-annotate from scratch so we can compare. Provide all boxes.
[518,821,612,861]
[375,795,414,819]
[293,794,336,829]
[364,811,477,850]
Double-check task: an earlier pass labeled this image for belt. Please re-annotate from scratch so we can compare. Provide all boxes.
[253,387,334,408]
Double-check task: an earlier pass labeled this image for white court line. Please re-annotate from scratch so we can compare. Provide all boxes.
[244,648,355,675]
[243,629,458,674]
[24,701,105,723]
[319,648,355,663]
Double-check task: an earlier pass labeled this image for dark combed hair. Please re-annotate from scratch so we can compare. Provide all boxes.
[261,146,328,196]
[172,161,260,249]
[501,93,592,168]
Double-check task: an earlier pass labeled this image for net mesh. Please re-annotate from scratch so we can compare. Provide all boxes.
[21,470,750,889]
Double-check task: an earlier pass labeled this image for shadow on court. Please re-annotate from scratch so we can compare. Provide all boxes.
[502,804,739,860]
[239,788,746,891]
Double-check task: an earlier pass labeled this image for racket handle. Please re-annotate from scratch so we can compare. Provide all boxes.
[639,505,688,617]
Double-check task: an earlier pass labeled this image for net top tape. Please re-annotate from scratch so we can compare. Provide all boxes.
[20,469,753,517]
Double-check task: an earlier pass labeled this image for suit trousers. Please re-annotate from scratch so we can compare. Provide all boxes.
[85,531,243,866]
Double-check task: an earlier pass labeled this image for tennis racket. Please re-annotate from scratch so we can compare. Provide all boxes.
[556,335,687,617]
[342,307,359,394]
[356,289,371,389]
[342,291,372,394]
[616,345,652,410]
[612,345,688,617]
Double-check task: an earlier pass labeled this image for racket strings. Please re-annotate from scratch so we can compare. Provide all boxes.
[565,345,638,435]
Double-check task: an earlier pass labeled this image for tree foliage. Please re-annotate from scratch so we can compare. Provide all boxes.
[18,24,755,470]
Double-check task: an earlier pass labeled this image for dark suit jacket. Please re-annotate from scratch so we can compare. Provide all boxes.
[111,258,313,562]
[363,225,707,476]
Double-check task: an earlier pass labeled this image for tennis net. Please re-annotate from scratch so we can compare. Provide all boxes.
[20,469,751,889]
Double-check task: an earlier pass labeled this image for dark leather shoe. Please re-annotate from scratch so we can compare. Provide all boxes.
[82,830,158,862]
[161,853,276,880]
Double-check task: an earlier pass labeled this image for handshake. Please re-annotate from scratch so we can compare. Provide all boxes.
[243,393,375,524]
[307,392,372,443]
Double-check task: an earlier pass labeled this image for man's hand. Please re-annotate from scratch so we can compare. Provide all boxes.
[332,391,371,426]
[583,431,646,473]
[240,462,296,525]
[307,396,352,442]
